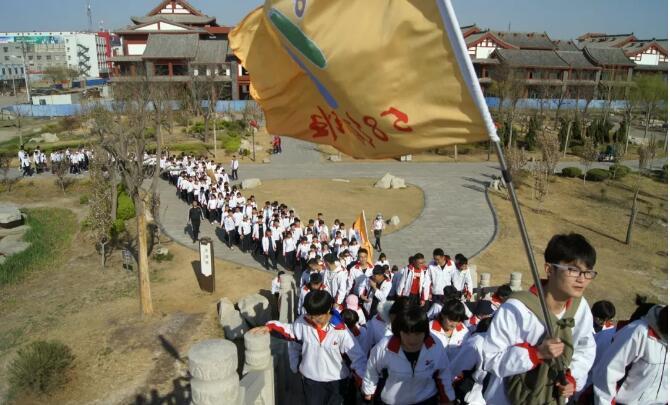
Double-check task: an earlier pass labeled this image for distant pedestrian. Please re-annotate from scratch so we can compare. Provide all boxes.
[187,201,203,243]
[372,213,385,251]
[231,155,239,180]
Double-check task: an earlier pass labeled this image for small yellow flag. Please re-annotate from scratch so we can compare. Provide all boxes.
[230,0,497,159]
[353,211,374,264]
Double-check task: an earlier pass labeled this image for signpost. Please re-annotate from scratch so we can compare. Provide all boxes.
[198,237,215,293]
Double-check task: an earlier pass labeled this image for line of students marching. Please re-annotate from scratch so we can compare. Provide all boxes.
[17,145,90,177]
[163,155,667,405]
[258,235,667,405]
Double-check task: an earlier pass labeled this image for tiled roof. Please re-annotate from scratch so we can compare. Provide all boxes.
[131,15,216,25]
[194,40,229,64]
[556,51,600,69]
[490,31,556,50]
[142,34,198,59]
[495,49,568,68]
[583,46,636,67]
[553,40,579,51]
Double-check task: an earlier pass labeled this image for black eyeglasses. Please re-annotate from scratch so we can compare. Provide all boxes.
[549,263,598,280]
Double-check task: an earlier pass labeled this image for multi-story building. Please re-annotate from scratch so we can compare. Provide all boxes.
[110,0,249,100]
[577,33,667,78]
[0,32,113,78]
[0,63,25,95]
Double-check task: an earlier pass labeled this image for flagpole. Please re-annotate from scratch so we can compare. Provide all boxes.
[437,0,567,383]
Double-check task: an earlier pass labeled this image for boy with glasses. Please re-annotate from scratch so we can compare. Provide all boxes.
[481,233,598,405]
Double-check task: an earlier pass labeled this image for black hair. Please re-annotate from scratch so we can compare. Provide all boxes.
[277,271,285,277]
[454,253,468,267]
[303,290,333,316]
[629,295,656,322]
[433,248,445,257]
[414,253,425,261]
[389,297,412,317]
[544,233,596,269]
[494,284,513,300]
[440,299,468,322]
[306,258,318,268]
[591,300,616,321]
[407,256,414,265]
[358,248,368,256]
[341,308,359,330]
[659,306,668,336]
[442,285,462,302]
[391,305,429,339]
[474,317,493,334]
[309,272,323,285]
[323,253,337,264]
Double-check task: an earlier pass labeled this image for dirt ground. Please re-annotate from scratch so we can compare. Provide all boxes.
[472,173,668,318]
[248,178,424,235]
[0,183,273,404]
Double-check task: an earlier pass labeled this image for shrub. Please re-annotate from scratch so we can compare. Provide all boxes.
[111,218,126,237]
[8,340,75,394]
[609,164,631,180]
[153,251,174,262]
[561,167,583,178]
[79,195,89,205]
[586,168,610,182]
[116,192,135,221]
[222,135,241,153]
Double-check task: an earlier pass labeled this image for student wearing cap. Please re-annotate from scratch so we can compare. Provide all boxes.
[466,300,495,332]
[356,265,392,319]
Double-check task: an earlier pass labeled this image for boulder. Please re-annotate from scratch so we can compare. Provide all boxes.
[155,246,169,256]
[217,298,248,339]
[389,216,400,226]
[328,154,342,162]
[0,224,28,238]
[390,177,406,189]
[0,204,23,228]
[0,234,30,256]
[241,178,262,190]
[41,133,60,143]
[262,158,271,164]
[374,173,394,189]
[237,293,271,327]
[332,178,350,183]
[28,136,43,143]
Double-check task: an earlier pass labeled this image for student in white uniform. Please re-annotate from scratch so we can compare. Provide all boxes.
[424,248,456,306]
[324,253,348,308]
[450,317,493,405]
[297,273,328,316]
[592,305,667,405]
[372,213,385,252]
[591,300,617,365]
[254,290,367,405]
[362,305,456,404]
[430,299,471,361]
[451,253,473,301]
[481,233,598,405]
[356,265,392,319]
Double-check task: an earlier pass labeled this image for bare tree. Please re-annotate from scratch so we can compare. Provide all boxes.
[538,131,561,178]
[632,74,667,168]
[0,154,18,192]
[503,146,528,185]
[52,159,69,195]
[190,64,232,149]
[89,75,158,316]
[490,65,525,148]
[579,137,599,184]
[87,148,113,269]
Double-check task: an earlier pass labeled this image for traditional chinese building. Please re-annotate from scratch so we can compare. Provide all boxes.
[110,0,249,99]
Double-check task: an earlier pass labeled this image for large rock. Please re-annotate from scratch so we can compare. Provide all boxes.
[390,177,406,189]
[374,173,394,189]
[0,204,23,228]
[389,216,400,226]
[241,178,262,190]
[262,158,271,164]
[328,154,342,162]
[0,234,30,256]
[41,133,60,143]
[217,298,248,339]
[237,293,271,327]
[0,224,29,238]
[28,136,43,143]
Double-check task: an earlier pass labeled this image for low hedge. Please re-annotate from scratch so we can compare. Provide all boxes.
[609,164,631,180]
[562,167,583,178]
[586,168,610,182]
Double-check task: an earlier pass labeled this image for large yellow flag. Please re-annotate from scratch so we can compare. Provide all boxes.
[230,0,498,159]
[353,211,374,264]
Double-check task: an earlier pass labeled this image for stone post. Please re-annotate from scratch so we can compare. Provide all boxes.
[510,272,523,291]
[188,339,240,405]
[278,275,296,323]
[242,332,275,405]
[477,272,491,300]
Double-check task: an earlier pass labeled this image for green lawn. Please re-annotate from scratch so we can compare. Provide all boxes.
[0,208,78,285]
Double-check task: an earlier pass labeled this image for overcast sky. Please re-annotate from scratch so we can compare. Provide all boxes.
[0,0,666,40]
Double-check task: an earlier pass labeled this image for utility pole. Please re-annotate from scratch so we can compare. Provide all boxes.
[87,0,93,33]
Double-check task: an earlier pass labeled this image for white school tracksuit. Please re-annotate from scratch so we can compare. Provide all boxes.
[297,284,328,316]
[266,314,367,383]
[356,277,392,315]
[327,264,349,306]
[451,267,474,297]
[481,295,596,405]
[429,319,471,361]
[592,306,668,405]
[423,260,456,297]
[397,265,430,302]
[363,335,456,405]
[450,333,487,405]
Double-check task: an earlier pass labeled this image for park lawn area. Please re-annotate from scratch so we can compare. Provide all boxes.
[0,208,78,285]
[248,178,424,235]
[0,227,272,404]
[472,173,667,318]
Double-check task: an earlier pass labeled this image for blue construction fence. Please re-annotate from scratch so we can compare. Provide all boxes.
[0,100,259,118]
[1,98,630,118]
